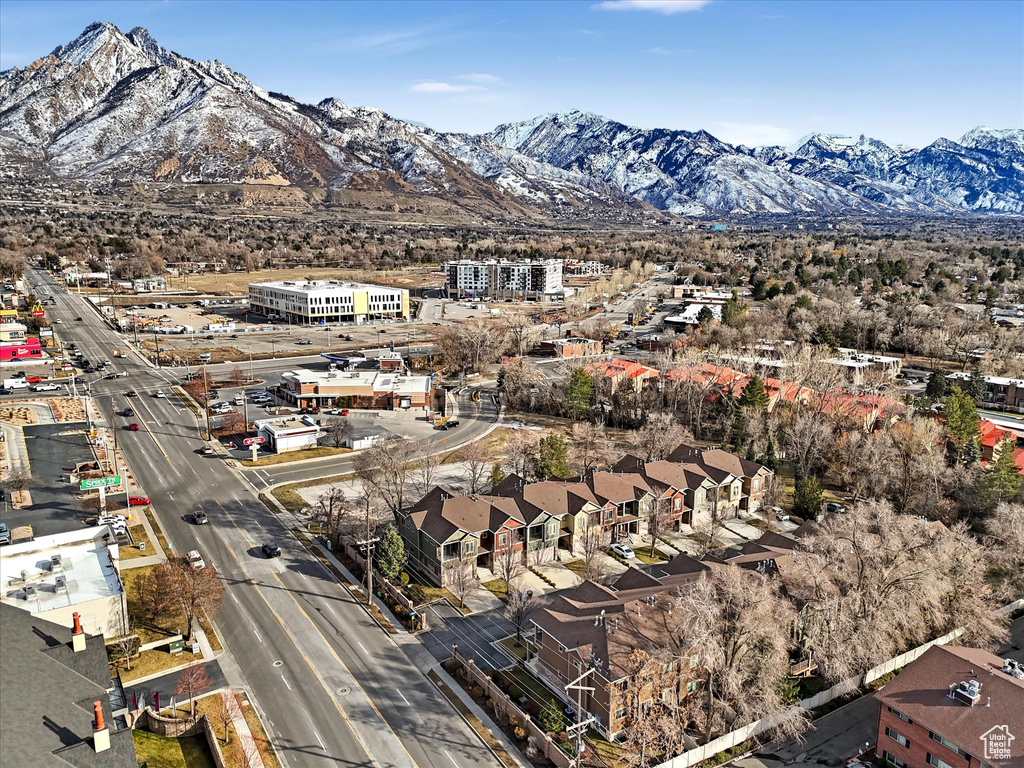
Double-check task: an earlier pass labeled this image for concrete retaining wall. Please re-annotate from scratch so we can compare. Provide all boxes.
[132,707,228,768]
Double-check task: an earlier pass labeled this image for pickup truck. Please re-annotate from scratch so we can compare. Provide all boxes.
[31,383,62,392]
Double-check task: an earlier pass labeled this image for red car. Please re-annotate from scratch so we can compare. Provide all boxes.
[25,375,43,384]
[340,408,350,416]
[128,496,150,506]
[128,422,140,431]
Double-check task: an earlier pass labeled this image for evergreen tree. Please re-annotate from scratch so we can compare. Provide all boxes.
[981,437,1022,509]
[696,306,715,326]
[762,438,778,471]
[814,324,839,350]
[965,362,987,402]
[739,377,769,410]
[375,525,406,581]
[793,474,824,519]
[536,435,570,480]
[730,410,748,453]
[490,463,507,489]
[745,443,756,462]
[945,388,981,464]
[564,368,595,421]
[925,372,947,399]
[539,699,566,734]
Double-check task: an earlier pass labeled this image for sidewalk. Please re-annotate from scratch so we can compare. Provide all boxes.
[221,688,266,768]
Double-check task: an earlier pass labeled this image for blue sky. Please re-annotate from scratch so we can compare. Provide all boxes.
[1,0,1021,147]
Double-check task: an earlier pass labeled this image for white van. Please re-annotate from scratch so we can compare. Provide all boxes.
[199,353,212,362]
[187,550,206,569]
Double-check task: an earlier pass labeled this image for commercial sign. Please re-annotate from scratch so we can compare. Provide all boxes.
[0,338,42,360]
[80,475,122,490]
[243,437,266,446]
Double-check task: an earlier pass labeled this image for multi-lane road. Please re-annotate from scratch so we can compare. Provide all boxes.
[21,269,505,768]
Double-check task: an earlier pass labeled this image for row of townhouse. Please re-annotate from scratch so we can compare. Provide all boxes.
[397,443,772,586]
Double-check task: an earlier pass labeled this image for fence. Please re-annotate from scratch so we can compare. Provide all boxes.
[131,706,228,768]
[452,649,573,768]
[650,598,1024,768]
[341,539,416,613]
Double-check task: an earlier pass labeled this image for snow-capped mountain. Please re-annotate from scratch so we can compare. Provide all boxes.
[491,112,1024,216]
[1,23,1021,218]
[0,22,620,215]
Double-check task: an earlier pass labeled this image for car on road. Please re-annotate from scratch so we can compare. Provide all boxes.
[200,446,214,455]
[153,390,166,398]
[437,419,459,430]
[31,383,62,392]
[825,502,847,515]
[128,496,150,506]
[0,389,12,395]
[126,390,137,397]
[193,510,209,525]
[296,338,311,345]
[262,541,282,558]
[610,542,635,559]
[75,316,83,321]
[0,523,10,545]
[123,408,134,417]
[25,375,42,384]
[187,549,206,569]
[127,422,140,431]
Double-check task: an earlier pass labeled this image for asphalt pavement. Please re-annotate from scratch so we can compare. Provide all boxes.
[21,268,505,768]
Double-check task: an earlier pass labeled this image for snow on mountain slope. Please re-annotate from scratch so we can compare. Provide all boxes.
[1,23,1021,217]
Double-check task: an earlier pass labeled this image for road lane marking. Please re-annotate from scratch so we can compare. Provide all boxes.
[357,641,369,655]
[315,731,326,751]
[230,593,239,604]
[325,603,335,615]
[396,689,410,706]
[253,628,263,643]
[445,750,459,768]
[281,675,292,691]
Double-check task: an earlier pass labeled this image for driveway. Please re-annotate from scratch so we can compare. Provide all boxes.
[420,602,516,671]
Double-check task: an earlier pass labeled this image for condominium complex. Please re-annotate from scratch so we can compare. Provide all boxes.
[247,280,410,324]
[443,259,563,301]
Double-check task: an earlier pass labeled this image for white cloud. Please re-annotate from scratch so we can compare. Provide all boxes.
[340,25,448,56]
[457,73,501,83]
[411,82,486,93]
[716,122,796,147]
[594,0,712,15]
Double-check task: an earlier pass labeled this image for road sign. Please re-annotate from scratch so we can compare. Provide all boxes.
[243,437,266,446]
[80,475,121,490]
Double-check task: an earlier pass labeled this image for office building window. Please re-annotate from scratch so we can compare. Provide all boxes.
[887,707,912,724]
[929,733,970,759]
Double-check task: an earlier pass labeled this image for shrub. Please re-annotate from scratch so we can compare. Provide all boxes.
[523,699,539,717]
[399,572,410,587]
[470,684,484,698]
[513,726,526,741]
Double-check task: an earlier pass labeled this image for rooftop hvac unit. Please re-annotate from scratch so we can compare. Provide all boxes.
[950,679,982,706]
[50,554,64,572]
[54,575,68,593]
[24,585,38,601]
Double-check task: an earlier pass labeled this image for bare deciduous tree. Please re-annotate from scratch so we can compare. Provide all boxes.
[152,555,226,642]
[576,512,606,583]
[503,577,538,641]
[443,557,474,609]
[627,412,694,462]
[502,430,539,480]
[412,444,442,497]
[174,662,213,718]
[492,532,524,590]
[323,416,351,448]
[984,502,1024,601]
[673,567,804,742]
[458,439,493,494]
[355,437,415,523]
[569,422,612,475]
[214,690,242,744]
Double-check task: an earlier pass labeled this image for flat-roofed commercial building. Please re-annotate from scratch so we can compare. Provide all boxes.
[0,527,128,639]
[278,368,433,410]
[444,259,563,301]
[248,280,410,325]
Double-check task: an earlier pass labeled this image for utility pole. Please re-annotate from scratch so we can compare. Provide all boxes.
[564,666,597,767]
[202,366,212,438]
[110,396,118,478]
[154,332,161,368]
[356,500,380,608]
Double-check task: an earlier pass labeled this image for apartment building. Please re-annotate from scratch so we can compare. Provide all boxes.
[443,259,564,301]
[247,280,410,324]
[947,372,1024,411]
[398,445,772,585]
[530,556,710,738]
[874,644,1024,768]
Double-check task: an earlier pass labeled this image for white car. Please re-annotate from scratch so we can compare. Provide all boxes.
[153,390,166,398]
[610,542,635,560]
[98,514,127,525]
[187,549,206,569]
[31,383,62,392]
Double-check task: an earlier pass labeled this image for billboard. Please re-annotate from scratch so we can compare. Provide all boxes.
[0,338,42,360]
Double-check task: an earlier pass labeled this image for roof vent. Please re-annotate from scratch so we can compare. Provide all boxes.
[950,679,982,706]
[24,585,38,601]
[55,574,68,593]
[50,554,64,572]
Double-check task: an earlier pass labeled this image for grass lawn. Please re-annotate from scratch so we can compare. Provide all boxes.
[119,525,153,561]
[632,547,670,565]
[121,565,222,651]
[163,692,282,768]
[586,730,633,766]
[241,445,351,467]
[405,573,469,612]
[269,472,355,512]
[495,666,560,709]
[133,728,215,768]
[563,559,588,579]
[481,578,509,601]
[113,646,192,683]
[496,635,529,662]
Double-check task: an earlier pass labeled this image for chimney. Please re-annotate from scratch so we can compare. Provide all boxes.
[72,612,87,653]
[92,701,110,753]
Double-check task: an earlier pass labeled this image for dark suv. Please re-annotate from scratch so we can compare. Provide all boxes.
[262,541,282,558]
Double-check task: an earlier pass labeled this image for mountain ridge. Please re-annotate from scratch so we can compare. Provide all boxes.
[1,23,1021,218]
